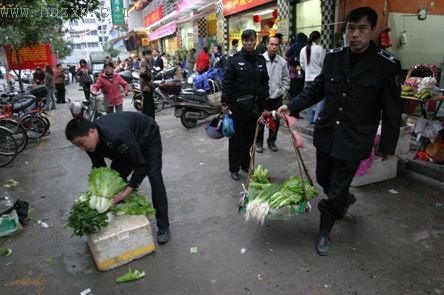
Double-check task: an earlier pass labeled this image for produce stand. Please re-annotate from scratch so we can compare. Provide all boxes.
[401,95,444,120]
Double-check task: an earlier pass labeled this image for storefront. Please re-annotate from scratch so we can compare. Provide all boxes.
[224,0,278,48]
[178,23,194,51]
[295,0,322,36]
[148,23,177,55]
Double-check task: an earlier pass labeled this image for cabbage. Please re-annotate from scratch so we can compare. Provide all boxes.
[88,167,127,198]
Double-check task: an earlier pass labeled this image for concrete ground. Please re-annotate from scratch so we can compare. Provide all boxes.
[0,83,443,295]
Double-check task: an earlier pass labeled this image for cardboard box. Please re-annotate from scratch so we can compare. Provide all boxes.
[87,215,155,271]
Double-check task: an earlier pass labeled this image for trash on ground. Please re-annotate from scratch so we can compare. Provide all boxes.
[190,246,198,254]
[0,247,12,256]
[388,189,399,194]
[324,284,329,288]
[80,288,92,295]
[240,248,247,254]
[0,199,29,224]
[0,210,23,237]
[116,268,146,283]
[41,222,49,228]
[210,279,216,284]
[257,273,262,280]
[4,179,18,189]
[5,261,12,266]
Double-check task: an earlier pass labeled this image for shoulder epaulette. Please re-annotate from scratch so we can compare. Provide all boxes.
[377,48,399,64]
[326,47,343,54]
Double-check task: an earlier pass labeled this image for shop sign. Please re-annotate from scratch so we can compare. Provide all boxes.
[229,32,241,39]
[223,0,273,17]
[111,0,125,25]
[176,0,194,12]
[149,23,177,41]
[277,18,289,42]
[5,44,56,70]
[141,38,149,46]
[144,6,163,28]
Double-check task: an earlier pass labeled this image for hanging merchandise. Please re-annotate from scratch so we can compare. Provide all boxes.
[253,15,261,23]
[380,27,392,48]
[272,9,278,19]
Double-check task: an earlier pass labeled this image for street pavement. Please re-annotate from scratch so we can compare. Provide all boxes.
[0,83,443,295]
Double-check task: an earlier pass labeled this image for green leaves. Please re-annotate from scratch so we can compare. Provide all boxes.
[65,201,108,237]
[252,165,269,184]
[88,168,127,199]
[116,268,146,284]
[111,192,156,218]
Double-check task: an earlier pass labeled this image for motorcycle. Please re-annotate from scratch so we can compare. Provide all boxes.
[174,79,222,128]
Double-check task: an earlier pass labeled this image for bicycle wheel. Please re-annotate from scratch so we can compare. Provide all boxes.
[0,126,18,167]
[21,114,47,140]
[0,119,28,153]
[39,113,51,133]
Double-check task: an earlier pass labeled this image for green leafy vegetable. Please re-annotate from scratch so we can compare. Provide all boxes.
[252,165,269,184]
[88,168,127,198]
[111,192,156,218]
[0,247,12,256]
[4,178,18,189]
[116,268,146,283]
[65,201,108,237]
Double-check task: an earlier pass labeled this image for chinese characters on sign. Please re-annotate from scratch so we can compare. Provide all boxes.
[111,0,125,25]
[5,44,56,70]
[144,6,163,28]
[148,24,177,42]
[223,0,273,17]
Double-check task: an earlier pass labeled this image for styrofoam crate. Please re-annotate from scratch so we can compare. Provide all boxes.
[87,215,155,271]
[395,125,413,155]
[351,156,398,187]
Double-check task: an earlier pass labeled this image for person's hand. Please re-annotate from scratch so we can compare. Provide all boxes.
[112,186,133,205]
[221,104,229,114]
[277,105,290,118]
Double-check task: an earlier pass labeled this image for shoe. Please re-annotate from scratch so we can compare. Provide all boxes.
[267,142,278,152]
[256,145,264,153]
[316,214,335,256]
[241,167,249,173]
[230,171,240,181]
[157,228,170,244]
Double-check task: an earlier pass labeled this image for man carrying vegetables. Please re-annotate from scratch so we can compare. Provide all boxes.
[277,7,402,255]
[65,112,170,244]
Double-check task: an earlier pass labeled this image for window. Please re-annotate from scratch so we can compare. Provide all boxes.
[69,20,78,26]
[71,32,80,38]
[87,42,99,48]
[82,18,96,24]
[87,31,97,36]
[72,44,82,49]
[99,37,103,42]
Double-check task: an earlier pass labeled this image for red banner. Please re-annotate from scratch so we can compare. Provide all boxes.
[144,6,163,28]
[4,44,56,71]
[223,0,274,17]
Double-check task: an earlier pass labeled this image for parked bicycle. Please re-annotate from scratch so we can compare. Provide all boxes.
[0,125,18,167]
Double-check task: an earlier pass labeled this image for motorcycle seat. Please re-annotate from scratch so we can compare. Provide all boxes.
[12,98,35,112]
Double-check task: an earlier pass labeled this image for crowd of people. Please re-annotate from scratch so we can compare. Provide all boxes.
[55,6,404,256]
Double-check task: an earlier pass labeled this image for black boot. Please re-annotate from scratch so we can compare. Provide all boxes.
[316,213,335,256]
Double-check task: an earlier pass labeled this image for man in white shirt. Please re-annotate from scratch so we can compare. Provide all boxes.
[257,36,290,152]
[300,31,325,124]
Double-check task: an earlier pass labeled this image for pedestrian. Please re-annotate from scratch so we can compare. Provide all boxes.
[54,63,66,104]
[151,49,164,70]
[222,29,269,181]
[161,53,168,68]
[256,36,290,153]
[44,65,56,110]
[228,39,239,57]
[210,45,225,70]
[195,47,210,74]
[69,64,76,83]
[185,48,197,73]
[76,59,93,101]
[139,49,156,119]
[277,7,402,256]
[133,58,141,70]
[255,35,269,55]
[274,32,284,56]
[33,66,45,85]
[299,31,325,124]
[91,61,128,114]
[65,112,171,244]
[285,33,307,98]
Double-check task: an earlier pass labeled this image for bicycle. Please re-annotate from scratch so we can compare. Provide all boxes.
[68,91,105,122]
[0,125,18,167]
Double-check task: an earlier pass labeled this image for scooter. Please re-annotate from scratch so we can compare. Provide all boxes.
[174,82,222,128]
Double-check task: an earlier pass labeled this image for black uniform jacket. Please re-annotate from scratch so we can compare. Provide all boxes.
[288,42,402,161]
[87,112,159,188]
[222,48,269,112]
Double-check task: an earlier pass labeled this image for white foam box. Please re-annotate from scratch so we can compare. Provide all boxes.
[395,125,413,156]
[351,156,398,187]
[87,215,155,271]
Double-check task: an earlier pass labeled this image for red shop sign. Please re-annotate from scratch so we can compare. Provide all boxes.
[144,6,163,27]
[223,0,274,17]
[4,44,56,70]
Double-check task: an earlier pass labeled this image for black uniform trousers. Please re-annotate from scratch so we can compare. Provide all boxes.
[110,128,169,230]
[257,97,282,145]
[229,112,257,172]
[315,149,360,220]
[142,91,155,119]
[82,82,91,101]
[55,83,66,103]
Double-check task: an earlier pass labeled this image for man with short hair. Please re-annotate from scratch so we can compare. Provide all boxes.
[278,7,402,256]
[65,112,171,244]
[256,36,290,153]
[228,39,239,57]
[255,35,269,55]
[222,29,269,181]
[151,49,164,70]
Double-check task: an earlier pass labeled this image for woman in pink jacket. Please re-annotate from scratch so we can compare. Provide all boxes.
[91,61,129,113]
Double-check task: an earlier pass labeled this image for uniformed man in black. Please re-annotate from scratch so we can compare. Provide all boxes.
[222,29,269,181]
[65,112,170,244]
[278,7,402,255]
